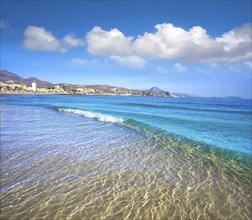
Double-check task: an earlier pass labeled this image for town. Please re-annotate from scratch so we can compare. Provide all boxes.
[0,80,172,97]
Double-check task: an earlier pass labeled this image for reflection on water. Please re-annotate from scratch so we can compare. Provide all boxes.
[1,103,251,220]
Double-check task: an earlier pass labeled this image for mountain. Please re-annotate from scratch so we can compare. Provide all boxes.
[149,87,163,92]
[0,70,52,86]
[0,70,24,82]
[23,77,52,86]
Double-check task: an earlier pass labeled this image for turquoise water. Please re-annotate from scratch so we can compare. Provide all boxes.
[5,94,250,154]
[1,94,251,219]
[61,96,251,154]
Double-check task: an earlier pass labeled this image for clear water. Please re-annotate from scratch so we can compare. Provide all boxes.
[1,94,251,219]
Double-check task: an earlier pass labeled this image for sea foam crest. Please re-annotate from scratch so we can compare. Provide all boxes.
[58,107,124,123]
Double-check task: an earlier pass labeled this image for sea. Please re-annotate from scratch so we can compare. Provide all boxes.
[1,94,251,219]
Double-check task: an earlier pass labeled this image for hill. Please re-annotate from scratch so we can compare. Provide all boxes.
[0,70,52,86]
[149,86,163,92]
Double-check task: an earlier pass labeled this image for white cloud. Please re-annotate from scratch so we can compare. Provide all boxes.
[22,26,83,53]
[85,23,251,68]
[216,24,251,52]
[175,63,187,73]
[86,26,147,69]
[110,55,146,69]
[134,23,252,63]
[63,34,84,47]
[133,23,218,60]
[20,23,252,70]
[22,26,63,52]
[156,66,169,73]
[86,26,133,56]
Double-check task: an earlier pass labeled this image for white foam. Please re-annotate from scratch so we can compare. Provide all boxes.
[58,108,124,123]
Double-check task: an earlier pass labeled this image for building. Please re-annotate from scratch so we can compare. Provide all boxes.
[32,82,37,91]
[55,85,61,90]
[63,85,71,92]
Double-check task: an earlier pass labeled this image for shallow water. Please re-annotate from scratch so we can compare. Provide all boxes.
[1,95,251,219]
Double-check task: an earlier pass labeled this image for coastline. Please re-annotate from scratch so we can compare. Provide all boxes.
[0,91,172,97]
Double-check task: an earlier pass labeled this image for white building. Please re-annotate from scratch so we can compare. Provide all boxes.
[55,85,61,90]
[32,82,37,91]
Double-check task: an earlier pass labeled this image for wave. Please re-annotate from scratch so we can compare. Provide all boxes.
[52,106,251,171]
[53,106,124,123]
[52,106,251,168]
[124,119,251,170]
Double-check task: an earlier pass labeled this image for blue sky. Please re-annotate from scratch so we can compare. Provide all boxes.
[1,0,251,98]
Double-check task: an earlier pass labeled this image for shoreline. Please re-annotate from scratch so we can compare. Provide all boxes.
[1,92,248,100]
[0,92,173,97]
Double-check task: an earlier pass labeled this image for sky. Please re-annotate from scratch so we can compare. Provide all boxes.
[1,0,252,98]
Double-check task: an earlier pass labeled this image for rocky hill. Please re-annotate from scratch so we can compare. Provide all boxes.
[0,70,52,86]
[149,87,163,92]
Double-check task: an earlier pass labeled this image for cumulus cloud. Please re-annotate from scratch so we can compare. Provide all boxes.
[174,63,187,73]
[63,34,84,47]
[134,23,251,63]
[216,24,251,52]
[86,26,147,68]
[22,26,83,53]
[20,23,251,69]
[86,26,133,56]
[85,23,251,68]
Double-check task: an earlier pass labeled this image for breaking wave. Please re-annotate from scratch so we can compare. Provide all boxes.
[54,106,124,123]
[52,106,251,167]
